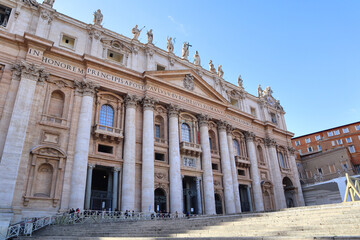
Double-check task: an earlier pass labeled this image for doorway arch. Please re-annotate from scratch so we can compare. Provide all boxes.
[283,177,296,208]
[154,188,167,213]
[214,193,223,214]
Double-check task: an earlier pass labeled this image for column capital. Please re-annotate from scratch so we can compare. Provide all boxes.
[196,176,202,181]
[11,60,49,83]
[287,146,296,155]
[226,124,233,135]
[168,104,180,118]
[217,120,228,132]
[265,137,277,147]
[74,78,99,97]
[88,163,95,169]
[113,167,121,172]
[142,96,158,110]
[244,131,256,141]
[125,94,139,108]
[197,114,209,127]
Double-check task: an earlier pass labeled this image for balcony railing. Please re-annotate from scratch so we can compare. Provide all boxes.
[154,137,167,145]
[235,156,251,168]
[93,124,123,142]
[211,149,219,156]
[40,114,68,127]
[180,141,202,157]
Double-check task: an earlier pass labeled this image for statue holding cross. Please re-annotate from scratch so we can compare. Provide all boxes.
[182,42,191,60]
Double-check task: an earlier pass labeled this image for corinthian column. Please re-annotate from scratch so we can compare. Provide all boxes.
[141,97,157,212]
[168,104,182,213]
[198,115,216,215]
[69,79,99,210]
[226,125,241,213]
[0,61,47,211]
[121,95,138,211]
[265,137,286,210]
[244,132,264,211]
[217,121,236,214]
[288,147,305,206]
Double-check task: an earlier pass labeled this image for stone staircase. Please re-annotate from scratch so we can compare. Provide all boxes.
[21,202,360,239]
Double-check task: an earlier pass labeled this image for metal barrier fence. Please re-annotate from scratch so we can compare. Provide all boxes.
[5,216,55,239]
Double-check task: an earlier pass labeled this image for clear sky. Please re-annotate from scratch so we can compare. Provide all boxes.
[53,0,360,137]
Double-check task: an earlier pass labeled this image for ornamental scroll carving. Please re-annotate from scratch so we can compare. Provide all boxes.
[74,79,99,97]
[11,61,48,83]
[183,74,194,91]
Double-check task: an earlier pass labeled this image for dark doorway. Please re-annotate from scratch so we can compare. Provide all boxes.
[182,176,199,214]
[215,193,223,214]
[283,177,296,208]
[154,188,167,213]
[239,184,251,212]
[90,167,112,210]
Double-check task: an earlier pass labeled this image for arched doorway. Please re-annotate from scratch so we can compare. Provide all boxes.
[154,188,167,213]
[214,193,223,214]
[283,177,296,208]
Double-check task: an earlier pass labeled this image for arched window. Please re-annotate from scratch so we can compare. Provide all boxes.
[278,152,286,168]
[99,104,114,127]
[233,139,241,156]
[209,130,216,150]
[48,90,65,117]
[257,145,265,164]
[155,115,165,139]
[181,123,191,142]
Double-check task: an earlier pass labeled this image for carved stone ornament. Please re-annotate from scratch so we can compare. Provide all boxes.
[88,28,102,40]
[22,0,39,7]
[217,120,228,131]
[125,94,139,108]
[214,180,220,186]
[31,145,66,158]
[226,124,233,134]
[74,78,99,97]
[47,79,70,88]
[244,131,256,141]
[43,0,55,7]
[142,96,158,110]
[155,172,167,181]
[11,60,48,82]
[197,114,209,127]
[287,147,296,155]
[145,47,155,58]
[168,56,175,66]
[40,9,53,24]
[183,74,194,91]
[264,137,277,147]
[167,104,180,118]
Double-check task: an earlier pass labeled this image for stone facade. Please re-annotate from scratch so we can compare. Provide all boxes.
[0,0,303,234]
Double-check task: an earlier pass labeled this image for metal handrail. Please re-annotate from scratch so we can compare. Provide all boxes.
[344,173,360,202]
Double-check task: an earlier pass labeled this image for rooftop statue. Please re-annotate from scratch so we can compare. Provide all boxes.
[217,65,224,78]
[257,84,263,97]
[193,51,201,66]
[263,86,273,97]
[132,25,143,40]
[43,0,55,7]
[146,29,153,44]
[182,42,189,60]
[167,37,174,53]
[93,9,103,25]
[209,60,216,73]
[238,75,243,88]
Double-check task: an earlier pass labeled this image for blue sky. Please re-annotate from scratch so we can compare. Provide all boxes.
[54,0,360,137]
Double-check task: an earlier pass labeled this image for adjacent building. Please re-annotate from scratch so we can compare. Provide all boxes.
[0,0,303,234]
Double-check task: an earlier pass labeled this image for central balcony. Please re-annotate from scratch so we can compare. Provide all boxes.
[93,124,123,142]
[235,156,251,168]
[180,141,202,157]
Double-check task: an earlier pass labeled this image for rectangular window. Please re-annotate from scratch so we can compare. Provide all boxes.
[342,163,348,170]
[155,153,165,161]
[348,145,356,153]
[317,168,323,175]
[327,131,333,137]
[306,170,312,179]
[331,141,335,146]
[317,145,322,151]
[343,128,349,133]
[346,137,352,143]
[270,113,277,124]
[334,130,340,135]
[98,144,113,154]
[250,107,256,117]
[212,163,219,170]
[298,149,302,155]
[307,147,313,152]
[315,135,321,141]
[156,64,166,71]
[336,139,343,145]
[305,138,311,143]
[238,169,246,176]
[329,164,336,173]
[295,140,301,146]
[154,124,160,138]
[0,5,11,28]
[60,34,76,49]
[355,125,360,131]
[107,50,123,63]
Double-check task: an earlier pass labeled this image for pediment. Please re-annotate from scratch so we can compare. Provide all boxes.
[100,38,132,53]
[146,70,228,104]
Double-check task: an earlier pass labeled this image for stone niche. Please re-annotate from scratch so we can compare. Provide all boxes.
[23,145,67,208]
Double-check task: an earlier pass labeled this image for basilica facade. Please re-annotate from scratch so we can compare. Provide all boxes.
[0,0,304,233]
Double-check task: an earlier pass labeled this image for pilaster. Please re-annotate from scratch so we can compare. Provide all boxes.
[287,147,305,206]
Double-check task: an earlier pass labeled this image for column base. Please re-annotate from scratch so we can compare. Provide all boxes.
[0,208,13,239]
